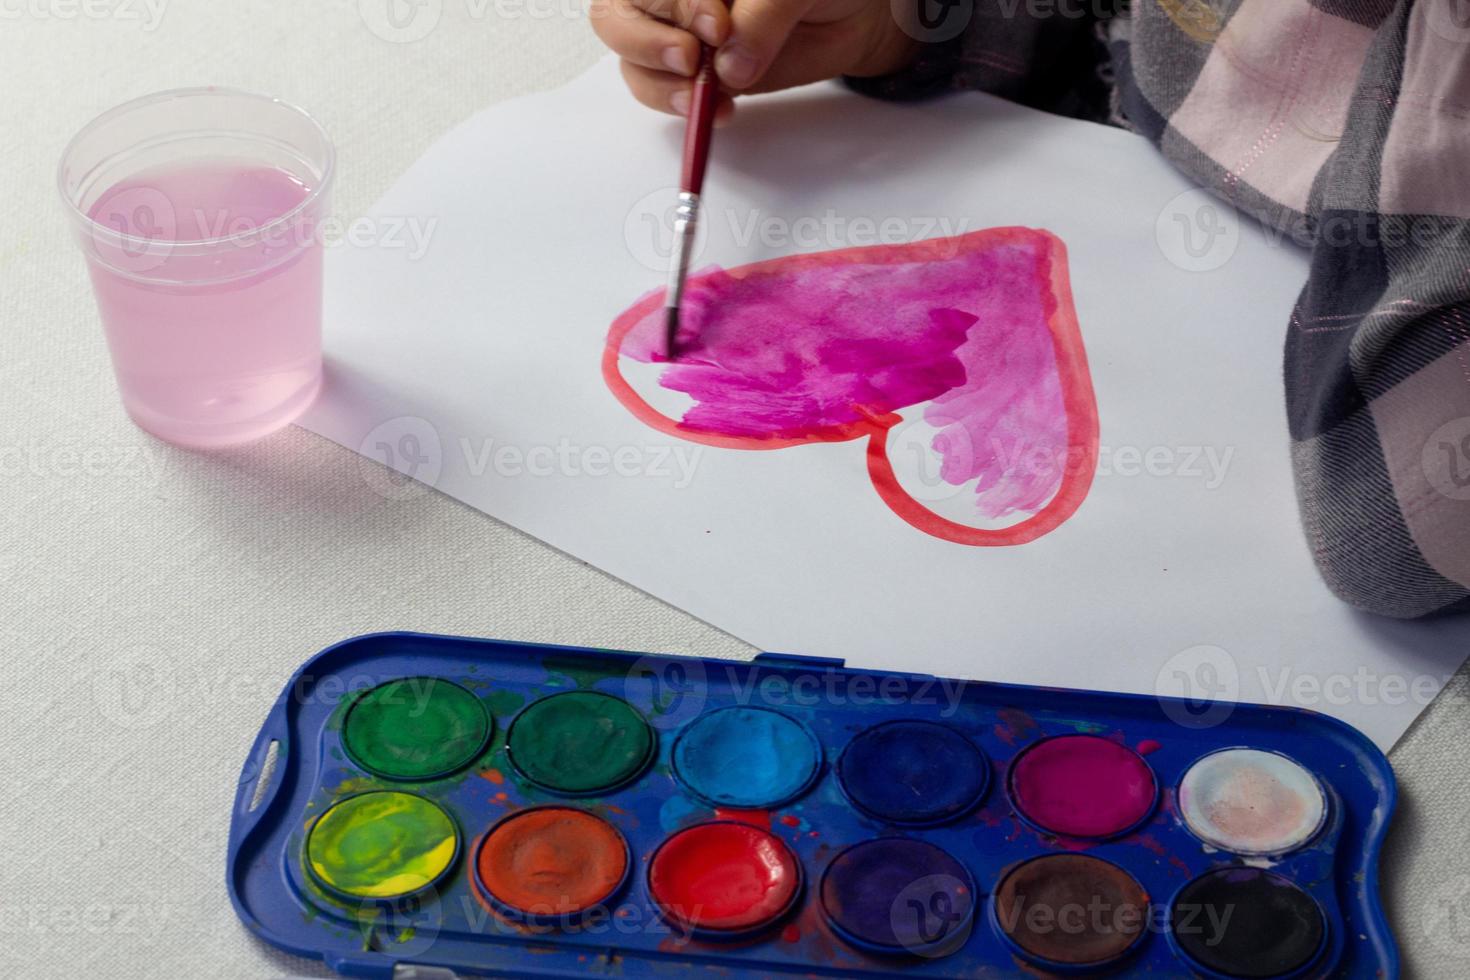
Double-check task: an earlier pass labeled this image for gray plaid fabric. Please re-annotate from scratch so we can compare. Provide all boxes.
[851,0,1470,617]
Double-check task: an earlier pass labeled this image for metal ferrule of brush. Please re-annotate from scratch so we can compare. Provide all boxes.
[664,191,701,312]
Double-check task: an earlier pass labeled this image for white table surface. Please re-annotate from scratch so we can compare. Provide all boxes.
[3,3,1469,976]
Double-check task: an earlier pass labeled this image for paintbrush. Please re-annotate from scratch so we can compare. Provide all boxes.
[663,44,720,360]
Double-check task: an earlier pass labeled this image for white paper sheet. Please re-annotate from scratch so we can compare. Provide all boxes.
[302,57,1470,750]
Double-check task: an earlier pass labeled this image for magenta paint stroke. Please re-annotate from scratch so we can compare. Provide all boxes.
[603,228,1099,546]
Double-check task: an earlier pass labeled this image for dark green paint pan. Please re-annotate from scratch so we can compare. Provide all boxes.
[342,677,493,781]
[506,690,655,795]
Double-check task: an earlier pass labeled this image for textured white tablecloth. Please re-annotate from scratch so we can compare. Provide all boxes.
[2,3,1468,976]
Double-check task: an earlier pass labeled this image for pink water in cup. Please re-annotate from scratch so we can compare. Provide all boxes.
[59,90,335,447]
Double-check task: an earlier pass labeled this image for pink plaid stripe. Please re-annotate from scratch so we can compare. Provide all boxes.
[1379,1,1470,217]
[1170,0,1375,211]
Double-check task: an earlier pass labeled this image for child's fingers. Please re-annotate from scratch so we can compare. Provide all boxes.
[618,59,737,122]
[635,0,730,44]
[618,59,695,115]
[593,0,704,76]
[592,0,727,47]
[716,0,815,90]
[741,27,873,93]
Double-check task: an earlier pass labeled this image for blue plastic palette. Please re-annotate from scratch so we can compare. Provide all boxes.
[227,632,1396,977]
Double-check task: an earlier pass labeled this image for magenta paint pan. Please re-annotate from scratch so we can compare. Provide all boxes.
[1007,734,1158,839]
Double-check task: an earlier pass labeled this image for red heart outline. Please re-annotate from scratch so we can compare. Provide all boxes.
[602,228,1099,546]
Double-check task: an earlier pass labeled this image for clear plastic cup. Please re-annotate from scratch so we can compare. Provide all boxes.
[58,89,336,448]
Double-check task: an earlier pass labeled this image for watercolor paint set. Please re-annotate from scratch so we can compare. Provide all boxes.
[228,633,1396,978]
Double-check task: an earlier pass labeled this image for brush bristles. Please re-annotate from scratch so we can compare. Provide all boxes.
[664,306,679,360]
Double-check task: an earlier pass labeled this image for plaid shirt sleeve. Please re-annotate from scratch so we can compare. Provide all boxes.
[851,0,1470,618]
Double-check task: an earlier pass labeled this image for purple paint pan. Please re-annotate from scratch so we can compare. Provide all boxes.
[818,838,976,957]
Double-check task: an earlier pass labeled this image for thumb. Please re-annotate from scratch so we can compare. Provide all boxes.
[715,0,816,91]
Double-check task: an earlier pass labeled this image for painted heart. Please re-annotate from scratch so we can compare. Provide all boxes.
[602,228,1099,546]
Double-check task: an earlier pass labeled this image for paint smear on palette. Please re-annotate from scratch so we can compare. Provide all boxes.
[602,228,1099,546]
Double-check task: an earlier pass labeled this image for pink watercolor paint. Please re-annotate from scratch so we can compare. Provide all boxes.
[603,228,1098,546]
[1008,735,1158,839]
[84,160,325,447]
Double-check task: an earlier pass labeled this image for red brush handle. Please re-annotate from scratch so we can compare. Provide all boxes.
[680,46,719,194]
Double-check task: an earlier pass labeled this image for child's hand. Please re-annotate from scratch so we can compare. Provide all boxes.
[591,0,919,119]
